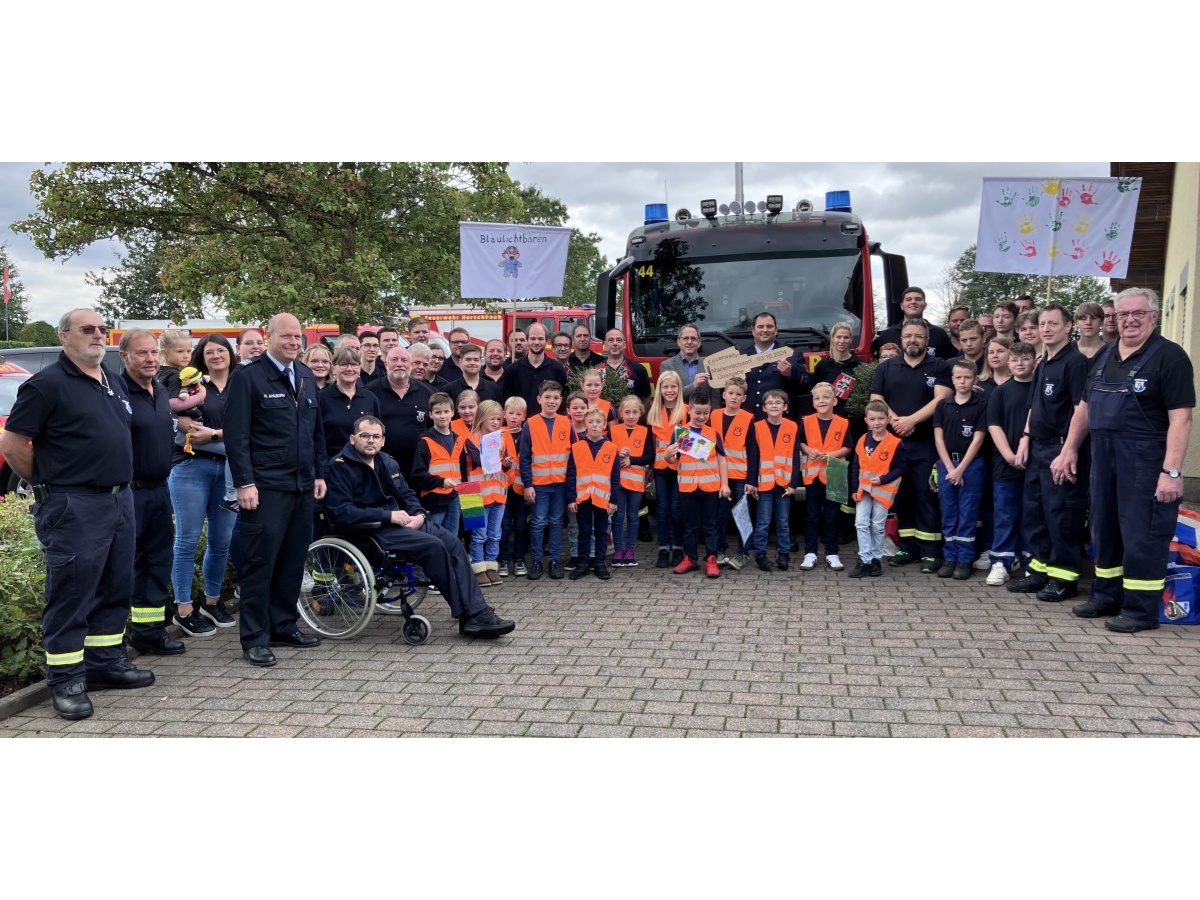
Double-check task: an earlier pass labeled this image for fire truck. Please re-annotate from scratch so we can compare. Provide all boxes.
[594,191,910,382]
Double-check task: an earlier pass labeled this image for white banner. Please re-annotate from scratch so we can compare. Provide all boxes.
[975,176,1141,278]
[459,221,572,300]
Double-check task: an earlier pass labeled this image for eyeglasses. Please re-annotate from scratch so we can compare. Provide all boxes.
[449,338,469,345]
[336,362,359,369]
[1116,310,1152,321]
[1102,313,1118,320]
[75,324,109,336]
[355,433,383,441]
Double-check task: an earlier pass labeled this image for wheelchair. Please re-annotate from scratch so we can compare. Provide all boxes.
[297,522,432,644]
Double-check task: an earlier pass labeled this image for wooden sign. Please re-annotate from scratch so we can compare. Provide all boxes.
[704,346,793,388]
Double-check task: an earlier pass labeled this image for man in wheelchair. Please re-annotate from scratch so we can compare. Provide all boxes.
[324,416,516,638]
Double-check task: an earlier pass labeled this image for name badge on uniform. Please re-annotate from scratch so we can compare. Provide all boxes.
[264,392,286,399]
[1134,378,1148,393]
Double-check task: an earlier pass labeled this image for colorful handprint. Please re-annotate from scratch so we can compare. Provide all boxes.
[1042,178,1061,195]
[1117,178,1138,193]
[1057,188,1074,209]
[1047,211,1063,233]
[997,188,1016,208]
[1018,214,1036,235]
[1047,244,1061,258]
[1079,183,1097,205]
[1019,240,1037,258]
[1096,251,1121,273]
[1074,215,1091,234]
[996,232,1011,253]
[1069,239,1087,261]
[1105,222,1120,240]
[1026,187,1041,208]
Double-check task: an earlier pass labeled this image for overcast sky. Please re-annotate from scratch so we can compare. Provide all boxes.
[1,160,1112,329]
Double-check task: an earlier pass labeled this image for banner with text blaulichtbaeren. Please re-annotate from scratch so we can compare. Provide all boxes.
[975,176,1141,279]
[459,222,571,300]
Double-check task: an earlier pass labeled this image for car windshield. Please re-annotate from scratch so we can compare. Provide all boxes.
[0,373,31,416]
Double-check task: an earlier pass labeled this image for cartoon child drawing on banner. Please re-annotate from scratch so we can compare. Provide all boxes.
[500,245,522,278]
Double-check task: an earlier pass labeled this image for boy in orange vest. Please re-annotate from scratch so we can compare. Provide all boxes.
[411,391,467,536]
[712,375,755,570]
[567,408,621,580]
[499,396,529,577]
[799,382,854,571]
[666,387,731,577]
[518,380,572,581]
[848,400,907,578]
[746,389,800,572]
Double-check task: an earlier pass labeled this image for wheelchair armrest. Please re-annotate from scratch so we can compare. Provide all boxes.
[327,521,381,535]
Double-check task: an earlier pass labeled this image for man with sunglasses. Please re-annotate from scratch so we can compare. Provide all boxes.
[0,309,156,720]
[441,327,471,382]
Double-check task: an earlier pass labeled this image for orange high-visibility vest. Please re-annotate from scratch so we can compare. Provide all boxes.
[466,432,509,506]
[651,405,687,471]
[592,398,612,419]
[801,414,849,485]
[504,429,522,492]
[677,425,721,493]
[572,439,617,506]
[610,423,650,492]
[713,409,753,480]
[419,432,468,498]
[528,414,572,485]
[754,419,798,491]
[854,432,902,509]
[452,418,471,440]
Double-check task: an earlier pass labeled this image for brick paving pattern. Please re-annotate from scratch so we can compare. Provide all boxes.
[3,555,1199,737]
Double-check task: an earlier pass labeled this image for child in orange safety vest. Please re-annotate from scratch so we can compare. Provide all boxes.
[746,389,801,572]
[799,382,854,572]
[712,375,755,570]
[665,387,731,578]
[566,408,621,580]
[848,400,907,579]
[411,391,467,537]
[498,396,529,577]
[464,400,511,588]
[609,395,653,567]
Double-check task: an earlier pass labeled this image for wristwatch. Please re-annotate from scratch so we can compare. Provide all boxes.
[1162,468,1181,478]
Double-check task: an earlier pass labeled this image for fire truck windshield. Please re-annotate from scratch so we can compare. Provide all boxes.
[627,239,864,358]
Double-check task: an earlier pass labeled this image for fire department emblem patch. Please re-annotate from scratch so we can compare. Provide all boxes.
[1044,383,1055,397]
[1133,378,1148,393]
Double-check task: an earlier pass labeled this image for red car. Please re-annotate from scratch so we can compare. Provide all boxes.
[0,357,33,496]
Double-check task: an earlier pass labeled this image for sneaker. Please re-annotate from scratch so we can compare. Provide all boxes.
[670,549,684,567]
[498,560,510,577]
[1036,579,1078,602]
[673,555,698,574]
[756,555,773,573]
[729,553,748,571]
[548,560,564,580]
[1104,614,1159,634]
[868,560,883,577]
[174,609,217,638]
[889,550,916,567]
[776,554,789,571]
[848,561,871,578]
[564,556,579,572]
[198,600,236,628]
[528,560,543,581]
[514,560,527,577]
[826,554,844,571]
[953,562,973,580]
[569,561,592,580]
[800,553,818,570]
[655,549,671,569]
[625,551,638,568]
[594,562,611,580]
[717,554,732,568]
[920,557,942,574]
[1007,573,1048,594]
[459,609,516,638]
[973,552,992,571]
[219,498,239,514]
[937,561,956,578]
[986,562,1010,586]
[1072,598,1121,619]
[706,555,720,578]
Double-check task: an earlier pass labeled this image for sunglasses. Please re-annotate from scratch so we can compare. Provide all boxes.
[75,324,109,336]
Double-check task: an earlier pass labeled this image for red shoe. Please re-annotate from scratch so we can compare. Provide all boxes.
[673,555,698,574]
[706,555,720,578]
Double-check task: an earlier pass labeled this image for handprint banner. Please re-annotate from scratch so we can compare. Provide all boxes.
[460,221,572,300]
[975,177,1141,278]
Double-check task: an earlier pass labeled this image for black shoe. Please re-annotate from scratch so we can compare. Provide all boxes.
[243,646,277,667]
[670,549,684,567]
[219,498,240,513]
[1006,573,1049,594]
[848,561,871,579]
[51,682,93,720]
[86,659,155,691]
[888,550,916,567]
[756,555,773,573]
[655,549,670,569]
[953,562,973,580]
[174,608,217,637]
[460,608,517,638]
[199,600,236,628]
[129,634,186,656]
[1104,614,1160,634]
[936,561,956,578]
[268,631,321,648]
[564,556,579,571]
[528,560,543,580]
[1036,580,1078,602]
[569,561,592,580]
[788,539,800,554]
[594,562,611,580]
[548,560,564,580]
[868,560,883,577]
[775,554,789,571]
[920,557,942,574]
[1072,598,1122,619]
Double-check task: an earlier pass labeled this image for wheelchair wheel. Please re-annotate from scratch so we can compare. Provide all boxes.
[401,615,432,646]
[298,537,376,639]
[376,583,429,614]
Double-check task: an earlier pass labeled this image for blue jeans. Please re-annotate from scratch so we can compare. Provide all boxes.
[168,457,236,604]
[500,491,529,562]
[470,503,505,563]
[855,495,888,562]
[529,483,565,562]
[937,458,984,563]
[428,494,461,538]
[753,489,791,556]
[653,470,684,550]
[614,487,642,553]
[991,478,1026,566]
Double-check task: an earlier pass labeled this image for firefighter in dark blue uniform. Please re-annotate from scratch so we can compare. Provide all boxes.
[0,309,155,720]
[225,313,328,667]
[1052,288,1195,632]
[869,317,953,571]
[1009,303,1090,602]
[741,312,811,418]
[119,329,185,656]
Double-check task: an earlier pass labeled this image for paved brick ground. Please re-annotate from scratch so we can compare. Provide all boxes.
[3,554,1199,737]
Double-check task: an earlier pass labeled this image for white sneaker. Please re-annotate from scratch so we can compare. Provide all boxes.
[986,562,1010,586]
[826,554,844,570]
[800,553,818,570]
[973,552,992,571]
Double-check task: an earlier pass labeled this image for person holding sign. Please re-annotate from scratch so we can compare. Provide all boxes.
[660,323,710,403]
[665,388,731,578]
[742,312,811,418]
[464,400,511,586]
[799,383,854,571]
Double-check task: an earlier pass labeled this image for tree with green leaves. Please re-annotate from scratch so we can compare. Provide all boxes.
[15,163,604,333]
[18,321,58,345]
[0,247,32,338]
[938,244,1112,318]
[87,233,211,323]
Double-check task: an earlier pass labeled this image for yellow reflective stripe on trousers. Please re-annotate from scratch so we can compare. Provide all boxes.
[46,649,85,667]
[1124,578,1165,592]
[914,529,943,541]
[898,528,917,538]
[1028,558,1048,574]
[1045,566,1079,581]
[84,632,125,648]
[130,606,164,624]
[1095,565,1124,579]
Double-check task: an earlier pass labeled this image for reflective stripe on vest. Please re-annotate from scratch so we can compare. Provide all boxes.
[530,414,572,485]
[611,423,650,492]
[421,432,468,497]
[854,432,902,509]
[573,440,617,506]
[678,426,721,493]
[714,409,753,480]
[754,419,798,490]
[801,414,849,485]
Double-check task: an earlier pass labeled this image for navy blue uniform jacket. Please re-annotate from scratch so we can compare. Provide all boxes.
[325,443,428,527]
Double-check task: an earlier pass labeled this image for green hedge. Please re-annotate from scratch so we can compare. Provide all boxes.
[0,341,34,351]
[0,497,46,694]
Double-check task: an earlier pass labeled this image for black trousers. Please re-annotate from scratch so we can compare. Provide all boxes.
[894,439,942,558]
[130,484,173,641]
[576,500,610,561]
[237,489,314,649]
[681,489,720,560]
[376,520,489,619]
[1024,440,1089,583]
